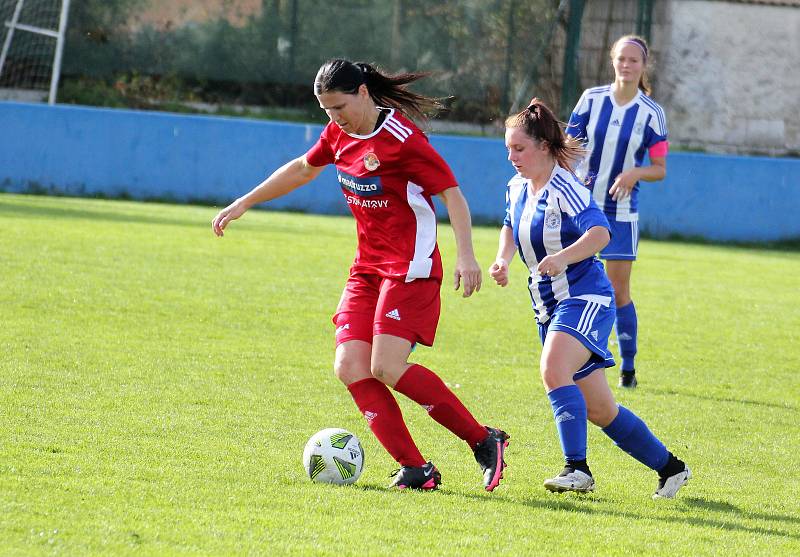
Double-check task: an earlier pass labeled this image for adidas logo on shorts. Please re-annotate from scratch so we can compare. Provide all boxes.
[385,308,401,321]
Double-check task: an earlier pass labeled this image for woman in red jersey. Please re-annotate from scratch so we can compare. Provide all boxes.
[212,59,508,491]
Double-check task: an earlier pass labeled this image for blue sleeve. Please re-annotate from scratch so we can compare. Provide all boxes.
[502,187,512,227]
[566,91,590,141]
[642,105,668,148]
[566,111,588,141]
[642,119,667,149]
[571,200,610,236]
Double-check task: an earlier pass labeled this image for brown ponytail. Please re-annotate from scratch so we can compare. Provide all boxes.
[314,59,444,122]
[505,98,585,173]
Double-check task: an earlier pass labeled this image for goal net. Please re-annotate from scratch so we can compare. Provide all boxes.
[0,0,70,104]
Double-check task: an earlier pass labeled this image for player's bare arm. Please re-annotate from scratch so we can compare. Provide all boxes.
[537,226,610,277]
[437,186,482,297]
[489,225,516,287]
[610,157,666,201]
[212,156,325,236]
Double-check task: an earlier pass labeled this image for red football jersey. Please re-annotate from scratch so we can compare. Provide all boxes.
[305,109,457,282]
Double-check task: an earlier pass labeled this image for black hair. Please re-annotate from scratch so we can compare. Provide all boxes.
[314,59,444,122]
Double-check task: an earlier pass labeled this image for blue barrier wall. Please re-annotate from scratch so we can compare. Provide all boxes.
[2,102,799,242]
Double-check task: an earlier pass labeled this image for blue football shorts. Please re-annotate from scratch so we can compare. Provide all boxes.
[538,297,616,380]
[600,219,638,261]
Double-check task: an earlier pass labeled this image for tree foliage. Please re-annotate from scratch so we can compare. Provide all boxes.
[61,0,563,123]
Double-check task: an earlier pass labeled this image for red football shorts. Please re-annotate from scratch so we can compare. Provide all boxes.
[332,273,442,347]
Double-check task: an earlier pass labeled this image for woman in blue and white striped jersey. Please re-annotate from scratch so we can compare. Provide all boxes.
[567,35,668,388]
[489,98,689,498]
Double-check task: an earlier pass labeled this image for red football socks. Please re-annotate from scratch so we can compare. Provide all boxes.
[347,378,426,467]
[394,364,488,448]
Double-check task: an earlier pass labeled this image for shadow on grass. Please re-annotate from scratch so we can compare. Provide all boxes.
[0,194,341,234]
[0,196,207,228]
[683,497,800,525]
[646,387,797,412]
[508,493,800,541]
[299,480,799,539]
[354,484,800,541]
[640,232,800,253]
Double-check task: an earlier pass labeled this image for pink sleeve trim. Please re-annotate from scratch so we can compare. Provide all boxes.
[649,140,669,158]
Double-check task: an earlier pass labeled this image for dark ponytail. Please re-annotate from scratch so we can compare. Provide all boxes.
[314,59,444,122]
[505,98,585,173]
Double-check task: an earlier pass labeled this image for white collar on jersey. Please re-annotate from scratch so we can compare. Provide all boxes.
[343,107,396,140]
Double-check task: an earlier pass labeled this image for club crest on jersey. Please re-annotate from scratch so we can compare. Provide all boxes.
[545,209,561,229]
[363,152,380,172]
[634,122,644,135]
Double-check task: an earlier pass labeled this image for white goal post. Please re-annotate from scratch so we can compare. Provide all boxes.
[0,0,70,105]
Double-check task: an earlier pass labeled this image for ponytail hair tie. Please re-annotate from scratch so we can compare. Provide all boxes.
[355,62,372,82]
[527,97,543,115]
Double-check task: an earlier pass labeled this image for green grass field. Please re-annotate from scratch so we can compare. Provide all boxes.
[1,193,798,556]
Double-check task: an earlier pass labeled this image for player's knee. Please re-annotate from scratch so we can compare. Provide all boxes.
[540,364,570,390]
[586,401,617,427]
[368,361,390,383]
[333,358,367,385]
[614,290,632,307]
[369,358,403,385]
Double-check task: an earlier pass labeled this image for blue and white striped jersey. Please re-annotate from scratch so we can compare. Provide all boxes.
[504,164,613,324]
[567,85,667,222]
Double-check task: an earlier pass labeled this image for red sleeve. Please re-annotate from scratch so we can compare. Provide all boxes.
[402,133,458,195]
[305,123,336,167]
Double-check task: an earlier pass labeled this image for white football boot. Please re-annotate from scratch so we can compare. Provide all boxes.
[544,469,595,493]
[653,466,692,499]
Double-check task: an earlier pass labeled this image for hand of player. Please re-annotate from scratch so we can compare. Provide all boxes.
[489,258,509,287]
[212,199,248,237]
[454,255,482,298]
[609,171,636,201]
[537,254,566,278]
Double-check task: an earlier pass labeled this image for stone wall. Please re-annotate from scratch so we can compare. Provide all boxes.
[568,0,799,156]
[659,0,800,155]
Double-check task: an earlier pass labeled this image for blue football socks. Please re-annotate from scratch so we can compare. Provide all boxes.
[616,302,638,372]
[547,384,588,462]
[602,405,668,471]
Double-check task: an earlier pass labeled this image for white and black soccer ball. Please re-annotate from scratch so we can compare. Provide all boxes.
[302,428,364,485]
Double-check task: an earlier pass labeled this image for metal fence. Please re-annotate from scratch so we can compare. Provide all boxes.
[1,0,653,128]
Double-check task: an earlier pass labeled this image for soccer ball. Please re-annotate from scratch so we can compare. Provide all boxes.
[302,428,364,485]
